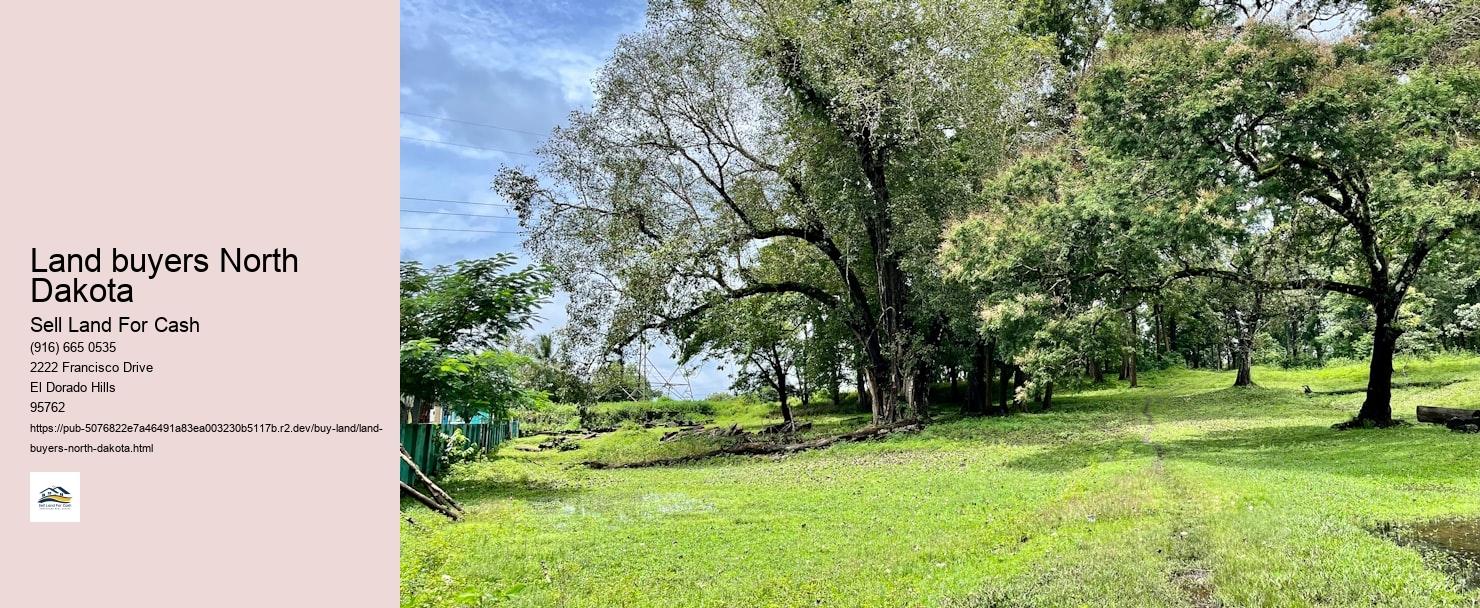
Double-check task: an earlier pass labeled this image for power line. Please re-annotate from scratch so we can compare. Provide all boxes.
[400,111,547,137]
[401,136,540,157]
[400,209,516,219]
[400,196,513,208]
[400,226,524,234]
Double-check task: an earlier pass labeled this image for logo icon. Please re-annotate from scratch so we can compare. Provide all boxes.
[38,486,72,507]
[30,472,81,522]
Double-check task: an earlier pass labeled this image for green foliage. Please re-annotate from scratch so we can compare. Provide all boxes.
[588,362,658,403]
[508,333,594,407]
[515,400,722,432]
[495,0,1052,424]
[513,403,580,435]
[400,254,552,351]
[400,339,543,422]
[402,356,1480,607]
[400,254,555,421]
[438,428,482,468]
[585,400,716,428]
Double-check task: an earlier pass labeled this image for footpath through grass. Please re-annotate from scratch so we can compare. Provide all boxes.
[401,356,1480,607]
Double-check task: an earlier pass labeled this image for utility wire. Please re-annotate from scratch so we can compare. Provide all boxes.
[399,209,516,219]
[401,136,540,157]
[400,196,513,208]
[399,111,547,137]
[400,226,523,234]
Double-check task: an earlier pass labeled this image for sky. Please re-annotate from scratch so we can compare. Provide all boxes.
[399,0,731,399]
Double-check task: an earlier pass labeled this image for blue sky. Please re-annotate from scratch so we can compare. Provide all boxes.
[399,0,730,399]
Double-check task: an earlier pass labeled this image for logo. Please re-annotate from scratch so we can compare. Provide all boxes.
[38,486,72,507]
[30,472,80,523]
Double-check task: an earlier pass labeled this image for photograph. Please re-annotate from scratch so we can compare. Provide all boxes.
[396,0,1480,606]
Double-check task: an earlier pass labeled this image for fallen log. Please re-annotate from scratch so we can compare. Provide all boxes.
[538,436,571,450]
[400,481,460,520]
[1310,380,1465,396]
[1418,406,1480,430]
[585,420,922,469]
[660,424,719,442]
[400,445,464,513]
[548,427,617,436]
[1417,406,1478,422]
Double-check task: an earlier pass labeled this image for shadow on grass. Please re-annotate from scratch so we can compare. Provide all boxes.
[1000,434,1151,472]
[996,419,1476,478]
[1158,423,1475,481]
[415,454,593,505]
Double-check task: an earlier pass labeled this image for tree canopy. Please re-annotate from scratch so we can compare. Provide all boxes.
[491,0,1479,429]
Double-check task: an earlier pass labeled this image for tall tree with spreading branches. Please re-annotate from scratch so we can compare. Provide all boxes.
[495,0,1050,424]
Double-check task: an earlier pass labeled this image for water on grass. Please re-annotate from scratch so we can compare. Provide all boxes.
[1376,517,1480,591]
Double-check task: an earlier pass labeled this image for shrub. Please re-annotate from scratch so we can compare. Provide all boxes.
[584,400,717,428]
[437,428,482,468]
[515,403,579,434]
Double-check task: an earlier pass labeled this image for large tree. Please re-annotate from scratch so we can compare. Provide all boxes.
[495,0,1048,424]
[1079,3,1480,425]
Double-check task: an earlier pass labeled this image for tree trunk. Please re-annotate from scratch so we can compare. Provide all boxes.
[950,367,960,403]
[984,341,996,414]
[856,366,870,413]
[964,340,988,415]
[1042,381,1053,411]
[775,362,793,424]
[909,370,932,422]
[1167,316,1179,358]
[1089,359,1103,384]
[901,316,946,421]
[1286,315,1299,368]
[1128,351,1138,388]
[1356,303,1401,425]
[999,362,1013,411]
[864,367,898,424]
[830,366,841,409]
[1232,307,1256,387]
[1012,366,1027,411]
[1154,303,1166,361]
[1128,309,1139,388]
[1234,347,1253,386]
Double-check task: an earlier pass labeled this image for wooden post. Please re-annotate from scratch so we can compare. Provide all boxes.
[400,445,465,513]
[400,482,459,520]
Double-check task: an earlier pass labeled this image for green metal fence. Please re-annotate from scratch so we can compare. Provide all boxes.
[399,419,519,485]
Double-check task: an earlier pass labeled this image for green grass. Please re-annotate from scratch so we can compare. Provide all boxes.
[402,355,1480,607]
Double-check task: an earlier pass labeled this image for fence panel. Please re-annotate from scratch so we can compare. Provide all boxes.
[399,419,520,486]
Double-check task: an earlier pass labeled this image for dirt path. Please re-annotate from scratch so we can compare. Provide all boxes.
[1143,397,1165,473]
[1144,396,1221,607]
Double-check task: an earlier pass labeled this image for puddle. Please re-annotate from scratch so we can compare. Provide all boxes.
[1375,518,1480,590]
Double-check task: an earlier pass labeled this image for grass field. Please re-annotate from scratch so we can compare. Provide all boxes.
[401,356,1480,607]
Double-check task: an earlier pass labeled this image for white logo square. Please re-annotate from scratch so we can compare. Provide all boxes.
[30,472,80,523]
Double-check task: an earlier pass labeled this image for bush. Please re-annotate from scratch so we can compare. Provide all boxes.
[515,404,579,434]
[515,400,721,431]
[437,428,482,467]
[584,400,716,428]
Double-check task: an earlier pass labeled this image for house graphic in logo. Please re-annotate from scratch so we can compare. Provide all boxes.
[31,472,81,522]
[38,486,72,506]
